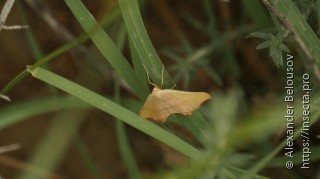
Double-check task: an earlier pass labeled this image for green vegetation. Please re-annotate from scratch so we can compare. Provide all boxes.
[1,0,319,178]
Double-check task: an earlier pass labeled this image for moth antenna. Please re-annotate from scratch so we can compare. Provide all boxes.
[161,65,164,88]
[142,64,158,88]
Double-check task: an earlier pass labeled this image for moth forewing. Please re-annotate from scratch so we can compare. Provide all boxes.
[139,87,211,122]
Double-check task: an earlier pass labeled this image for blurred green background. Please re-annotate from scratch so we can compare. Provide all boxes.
[0,0,319,178]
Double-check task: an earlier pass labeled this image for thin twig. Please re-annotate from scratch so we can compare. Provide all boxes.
[0,94,11,101]
[0,0,28,32]
[0,0,16,25]
[262,0,320,82]
[0,143,20,153]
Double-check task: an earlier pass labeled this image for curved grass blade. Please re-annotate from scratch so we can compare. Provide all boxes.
[64,0,148,100]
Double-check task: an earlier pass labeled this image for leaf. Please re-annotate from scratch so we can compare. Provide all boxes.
[256,41,272,49]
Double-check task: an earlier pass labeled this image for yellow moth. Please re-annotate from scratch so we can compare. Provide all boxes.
[139,65,211,123]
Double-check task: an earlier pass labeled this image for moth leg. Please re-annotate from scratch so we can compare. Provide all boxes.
[142,64,158,88]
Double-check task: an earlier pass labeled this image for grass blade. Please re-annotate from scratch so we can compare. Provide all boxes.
[118,0,175,88]
[118,0,209,142]
[28,67,202,159]
[64,0,148,100]
[0,97,88,131]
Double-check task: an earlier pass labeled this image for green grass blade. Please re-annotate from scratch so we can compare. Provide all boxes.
[17,1,43,60]
[0,97,88,131]
[114,71,141,179]
[117,0,175,88]
[1,34,88,95]
[1,70,29,95]
[243,0,272,28]
[118,0,209,142]
[17,1,59,95]
[268,0,320,63]
[76,137,102,179]
[116,121,142,179]
[18,110,87,179]
[28,67,202,159]
[64,0,148,100]
[317,0,320,28]
[130,38,148,88]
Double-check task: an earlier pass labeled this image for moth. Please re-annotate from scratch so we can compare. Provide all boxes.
[139,65,211,122]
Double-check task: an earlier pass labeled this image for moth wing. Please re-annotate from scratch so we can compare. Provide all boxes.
[140,89,211,122]
[139,91,171,122]
[160,90,211,115]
